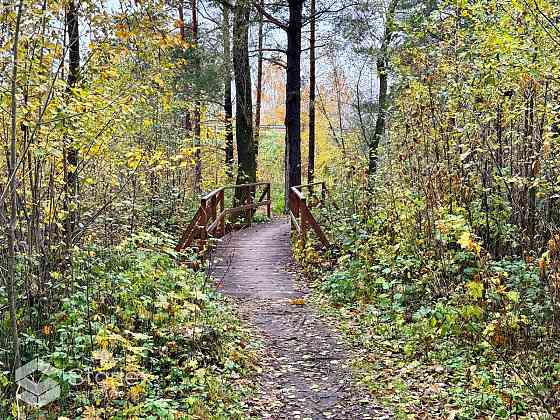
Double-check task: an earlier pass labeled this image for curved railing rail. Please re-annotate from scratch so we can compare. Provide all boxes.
[176,182,271,251]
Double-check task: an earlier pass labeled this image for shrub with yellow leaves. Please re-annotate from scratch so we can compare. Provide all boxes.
[458,230,482,255]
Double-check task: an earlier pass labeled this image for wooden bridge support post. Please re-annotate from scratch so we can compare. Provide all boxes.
[289,189,298,232]
[300,196,308,245]
[218,189,225,236]
[250,185,255,225]
[266,184,271,218]
[200,197,208,243]
[288,189,293,231]
[211,195,217,223]
[243,186,253,226]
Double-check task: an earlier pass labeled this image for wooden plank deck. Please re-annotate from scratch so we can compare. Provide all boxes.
[207,218,391,419]
[210,218,302,299]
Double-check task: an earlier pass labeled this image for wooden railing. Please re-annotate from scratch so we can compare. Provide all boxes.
[176,182,271,251]
[288,182,330,247]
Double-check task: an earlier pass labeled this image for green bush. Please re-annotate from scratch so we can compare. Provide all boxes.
[1,231,256,419]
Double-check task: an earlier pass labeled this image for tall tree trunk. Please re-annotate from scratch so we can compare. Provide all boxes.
[192,0,202,193]
[7,0,24,372]
[254,0,264,158]
[307,0,316,184]
[368,0,397,180]
[284,131,289,211]
[178,5,195,181]
[65,0,80,243]
[233,0,255,197]
[223,4,234,179]
[286,0,303,190]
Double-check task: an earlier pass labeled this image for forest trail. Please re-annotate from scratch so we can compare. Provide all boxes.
[210,219,392,419]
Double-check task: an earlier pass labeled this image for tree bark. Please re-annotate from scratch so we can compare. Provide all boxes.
[254,0,264,158]
[7,0,24,372]
[223,4,234,179]
[284,130,289,211]
[307,0,316,184]
[368,0,397,180]
[178,4,196,186]
[233,0,255,196]
[286,0,303,190]
[192,0,202,193]
[65,0,80,242]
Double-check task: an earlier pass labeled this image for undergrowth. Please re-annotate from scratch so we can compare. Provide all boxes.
[295,183,560,419]
[0,230,257,419]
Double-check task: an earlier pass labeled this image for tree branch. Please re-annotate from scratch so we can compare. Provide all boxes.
[252,0,288,31]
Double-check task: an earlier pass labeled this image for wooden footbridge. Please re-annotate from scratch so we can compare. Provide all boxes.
[174,184,390,418]
[175,181,332,252]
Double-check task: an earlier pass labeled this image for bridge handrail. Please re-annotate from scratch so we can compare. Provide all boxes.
[289,182,331,247]
[176,182,271,251]
[201,182,271,201]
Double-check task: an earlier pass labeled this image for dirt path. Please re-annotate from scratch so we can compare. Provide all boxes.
[210,219,392,419]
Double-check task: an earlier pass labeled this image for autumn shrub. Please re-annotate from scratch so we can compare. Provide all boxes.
[307,179,560,417]
[0,231,256,419]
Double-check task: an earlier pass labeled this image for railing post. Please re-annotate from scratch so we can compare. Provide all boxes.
[300,196,307,245]
[266,183,271,218]
[211,194,217,223]
[293,190,299,218]
[250,184,255,225]
[243,186,253,226]
[288,189,294,231]
[219,190,225,237]
[199,197,207,243]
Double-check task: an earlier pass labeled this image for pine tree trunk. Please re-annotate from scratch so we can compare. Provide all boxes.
[223,5,234,179]
[286,0,303,189]
[254,0,264,158]
[307,0,316,184]
[233,0,255,201]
